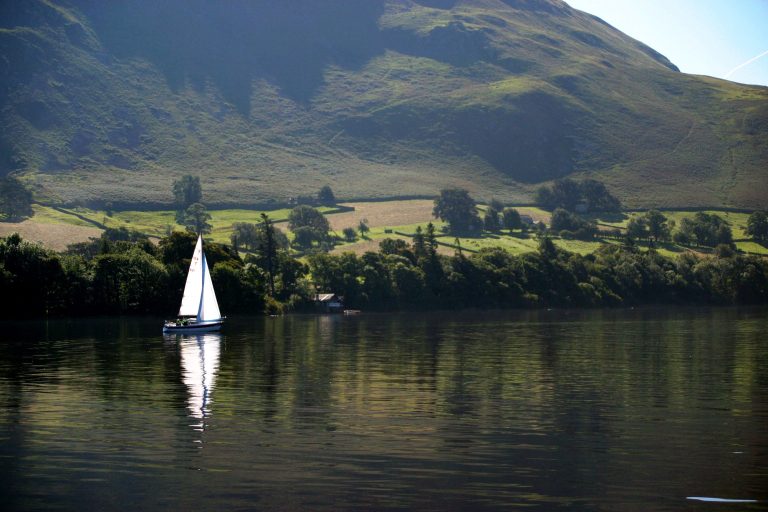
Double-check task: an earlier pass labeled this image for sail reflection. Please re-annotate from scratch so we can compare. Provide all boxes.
[179,334,221,426]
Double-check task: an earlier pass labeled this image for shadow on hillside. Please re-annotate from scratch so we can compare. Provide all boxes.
[82,1,386,114]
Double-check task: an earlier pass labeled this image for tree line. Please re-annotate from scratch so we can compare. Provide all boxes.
[2,176,767,319]
[1,225,766,319]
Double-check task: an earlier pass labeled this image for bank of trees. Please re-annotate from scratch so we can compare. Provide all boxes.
[536,178,621,213]
[0,176,33,221]
[747,211,768,243]
[2,222,766,319]
[673,212,733,247]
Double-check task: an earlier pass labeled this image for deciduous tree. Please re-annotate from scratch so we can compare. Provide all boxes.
[747,211,768,243]
[433,188,481,235]
[172,175,202,210]
[182,203,212,234]
[0,176,33,221]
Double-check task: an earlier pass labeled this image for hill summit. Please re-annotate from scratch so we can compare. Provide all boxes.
[1,0,766,208]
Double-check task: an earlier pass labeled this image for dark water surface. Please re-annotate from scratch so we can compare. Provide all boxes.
[1,308,767,511]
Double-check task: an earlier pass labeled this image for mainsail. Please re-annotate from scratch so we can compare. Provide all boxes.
[178,235,221,321]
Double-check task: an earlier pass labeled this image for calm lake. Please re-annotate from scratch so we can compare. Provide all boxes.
[1,308,767,511]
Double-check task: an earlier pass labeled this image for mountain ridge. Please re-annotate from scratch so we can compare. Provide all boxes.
[1,0,766,209]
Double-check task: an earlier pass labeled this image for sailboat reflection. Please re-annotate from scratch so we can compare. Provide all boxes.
[178,333,221,428]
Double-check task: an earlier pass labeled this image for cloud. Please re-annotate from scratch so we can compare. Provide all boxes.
[725,49,768,78]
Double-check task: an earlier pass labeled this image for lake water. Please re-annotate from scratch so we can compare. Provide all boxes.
[1,308,767,511]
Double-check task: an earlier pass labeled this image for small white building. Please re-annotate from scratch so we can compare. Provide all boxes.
[314,293,344,313]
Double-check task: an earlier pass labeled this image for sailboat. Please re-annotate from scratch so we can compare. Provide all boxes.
[163,235,224,333]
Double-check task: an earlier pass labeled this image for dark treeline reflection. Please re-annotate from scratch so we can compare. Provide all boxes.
[1,309,766,511]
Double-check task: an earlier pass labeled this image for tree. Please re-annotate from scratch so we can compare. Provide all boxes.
[433,188,481,235]
[626,216,649,242]
[258,213,277,296]
[425,222,438,256]
[288,205,330,235]
[501,208,522,231]
[358,218,370,238]
[231,222,259,251]
[412,226,427,258]
[379,238,412,259]
[536,178,621,212]
[483,207,501,232]
[0,176,33,221]
[645,210,671,244]
[538,236,557,258]
[317,185,336,205]
[676,212,733,247]
[747,211,768,243]
[580,179,621,212]
[550,208,597,239]
[288,206,330,250]
[182,203,212,234]
[172,175,202,210]
[93,248,168,313]
[342,227,357,242]
[292,226,321,249]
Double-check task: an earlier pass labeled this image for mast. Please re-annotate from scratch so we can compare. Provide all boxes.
[197,250,206,322]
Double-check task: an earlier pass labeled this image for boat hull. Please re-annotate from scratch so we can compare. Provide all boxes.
[162,320,223,333]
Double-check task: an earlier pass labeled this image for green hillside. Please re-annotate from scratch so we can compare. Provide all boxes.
[1,0,766,209]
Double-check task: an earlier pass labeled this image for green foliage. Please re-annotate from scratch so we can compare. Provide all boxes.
[92,248,168,313]
[342,227,357,242]
[550,208,597,240]
[433,188,482,235]
[483,207,501,232]
[645,210,672,243]
[2,1,767,210]
[2,226,768,319]
[675,212,733,247]
[288,205,331,250]
[489,199,504,212]
[502,208,522,230]
[537,179,621,213]
[358,218,370,237]
[257,213,278,296]
[747,211,768,243]
[181,203,212,234]
[626,216,648,241]
[173,175,202,211]
[379,238,412,259]
[0,176,33,221]
[288,205,329,234]
[317,185,336,206]
[231,222,259,251]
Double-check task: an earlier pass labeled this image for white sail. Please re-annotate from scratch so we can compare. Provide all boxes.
[178,236,205,317]
[177,235,221,321]
[198,251,221,321]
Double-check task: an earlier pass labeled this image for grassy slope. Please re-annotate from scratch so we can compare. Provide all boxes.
[23,200,766,257]
[1,0,766,209]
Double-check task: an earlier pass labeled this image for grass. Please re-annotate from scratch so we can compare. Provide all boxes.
[4,1,767,210]
[591,210,753,239]
[13,200,768,260]
[736,241,768,255]
[0,216,101,251]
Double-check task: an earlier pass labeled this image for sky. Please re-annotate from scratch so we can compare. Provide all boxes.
[565,0,768,87]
